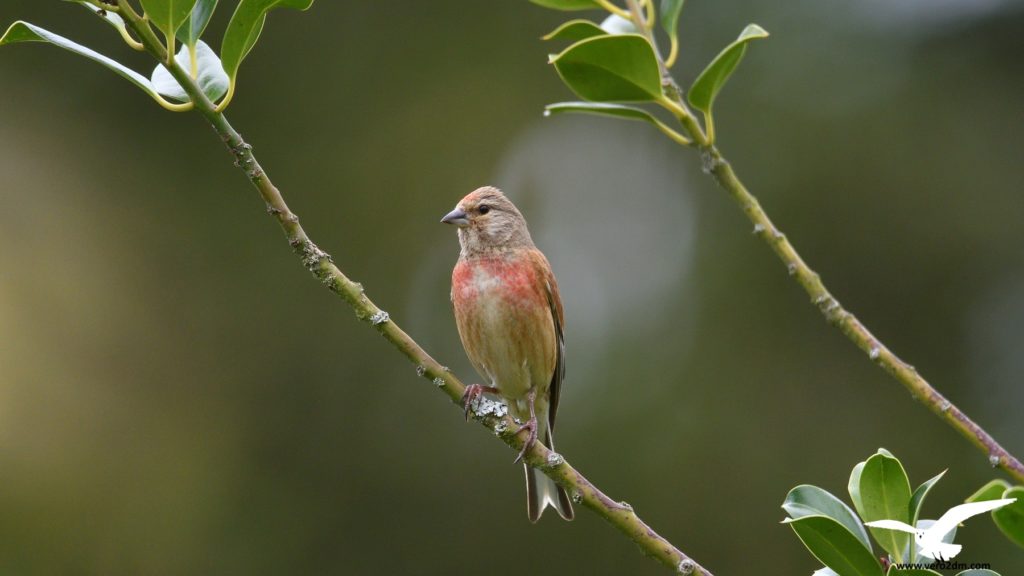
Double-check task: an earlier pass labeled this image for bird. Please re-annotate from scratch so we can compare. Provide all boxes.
[441,186,574,522]
[865,497,1016,560]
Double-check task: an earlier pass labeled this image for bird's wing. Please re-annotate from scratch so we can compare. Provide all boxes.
[930,498,1016,539]
[864,519,918,534]
[530,250,565,434]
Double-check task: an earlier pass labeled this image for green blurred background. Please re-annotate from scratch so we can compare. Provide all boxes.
[1,1,1022,574]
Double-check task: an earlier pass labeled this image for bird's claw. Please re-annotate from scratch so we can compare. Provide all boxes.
[461,384,497,421]
[512,416,538,464]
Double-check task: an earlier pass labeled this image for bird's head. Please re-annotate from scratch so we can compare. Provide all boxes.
[441,186,534,256]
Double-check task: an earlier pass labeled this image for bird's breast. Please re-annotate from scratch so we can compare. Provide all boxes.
[453,256,538,305]
[451,255,555,400]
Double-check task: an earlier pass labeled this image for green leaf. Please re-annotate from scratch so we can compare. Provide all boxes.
[77,1,131,33]
[550,34,662,102]
[546,101,659,122]
[659,0,684,48]
[221,0,316,85]
[905,499,944,565]
[686,23,768,114]
[992,486,1024,548]
[849,461,867,519]
[859,450,913,563]
[177,0,218,46]
[782,485,872,551]
[784,515,883,576]
[965,479,1011,503]
[544,101,689,144]
[529,0,600,10]
[955,571,1000,576]
[542,19,607,41]
[0,21,164,102]
[139,0,199,41]
[887,570,942,575]
[151,39,228,101]
[909,470,946,527]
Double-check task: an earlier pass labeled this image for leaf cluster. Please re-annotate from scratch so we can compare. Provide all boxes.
[533,0,767,146]
[1,0,315,111]
[782,448,1022,576]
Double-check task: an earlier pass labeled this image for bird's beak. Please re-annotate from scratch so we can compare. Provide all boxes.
[440,207,470,228]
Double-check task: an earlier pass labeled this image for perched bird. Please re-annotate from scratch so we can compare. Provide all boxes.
[865,497,1017,560]
[441,186,574,522]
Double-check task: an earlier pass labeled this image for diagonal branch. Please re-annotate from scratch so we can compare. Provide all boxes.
[622,0,1024,483]
[109,1,712,573]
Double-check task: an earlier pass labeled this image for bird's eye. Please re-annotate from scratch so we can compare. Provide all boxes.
[478,204,491,215]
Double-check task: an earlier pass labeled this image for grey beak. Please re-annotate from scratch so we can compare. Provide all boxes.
[440,207,470,227]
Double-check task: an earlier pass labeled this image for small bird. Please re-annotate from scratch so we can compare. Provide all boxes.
[865,497,1017,560]
[441,186,574,522]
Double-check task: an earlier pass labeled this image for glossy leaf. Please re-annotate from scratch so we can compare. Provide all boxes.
[687,23,768,114]
[542,19,606,41]
[992,486,1024,547]
[544,101,689,144]
[546,101,659,122]
[551,34,661,102]
[78,2,130,33]
[965,479,1010,503]
[849,461,867,519]
[178,0,218,46]
[151,40,228,101]
[529,0,600,10]
[139,0,199,40]
[659,0,684,65]
[887,570,942,575]
[782,484,872,551]
[909,470,946,526]
[221,0,315,84]
[659,0,684,36]
[0,21,162,101]
[955,571,1000,576]
[784,515,883,576]
[860,450,912,562]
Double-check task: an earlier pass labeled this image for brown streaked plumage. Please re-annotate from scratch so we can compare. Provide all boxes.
[442,186,573,522]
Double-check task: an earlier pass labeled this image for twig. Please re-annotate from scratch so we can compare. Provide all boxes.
[111,1,712,573]
[622,0,1024,483]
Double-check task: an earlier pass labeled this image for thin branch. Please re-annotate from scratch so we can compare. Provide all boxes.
[112,1,712,573]
[623,2,1024,483]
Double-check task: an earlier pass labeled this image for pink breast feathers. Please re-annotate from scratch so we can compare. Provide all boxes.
[453,255,542,306]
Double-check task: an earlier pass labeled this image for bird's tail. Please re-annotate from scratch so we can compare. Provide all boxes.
[525,426,574,522]
[929,542,962,561]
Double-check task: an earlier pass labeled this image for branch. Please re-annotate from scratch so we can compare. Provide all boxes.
[622,0,1024,483]
[111,1,711,574]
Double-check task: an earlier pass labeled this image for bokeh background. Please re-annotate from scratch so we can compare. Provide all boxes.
[1,1,1023,574]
